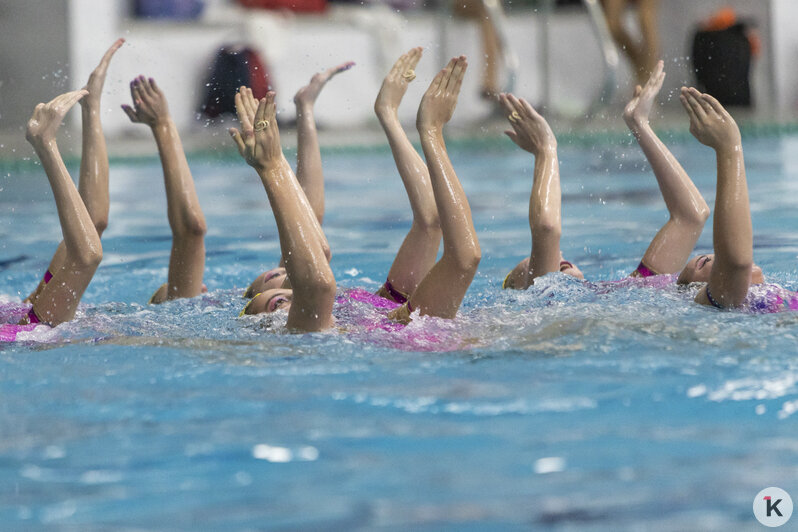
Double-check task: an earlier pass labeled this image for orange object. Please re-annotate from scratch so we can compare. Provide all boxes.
[703,7,736,31]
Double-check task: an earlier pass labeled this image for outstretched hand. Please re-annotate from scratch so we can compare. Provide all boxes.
[623,59,665,129]
[121,76,171,128]
[680,87,741,150]
[82,38,124,108]
[417,56,467,132]
[375,47,422,116]
[499,93,556,156]
[26,89,88,147]
[294,61,354,107]
[229,88,283,170]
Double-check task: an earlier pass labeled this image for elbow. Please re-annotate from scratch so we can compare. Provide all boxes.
[75,242,103,269]
[453,245,482,276]
[418,213,441,233]
[309,271,337,301]
[532,215,562,240]
[183,216,207,237]
[190,217,208,237]
[685,203,711,227]
[93,217,108,237]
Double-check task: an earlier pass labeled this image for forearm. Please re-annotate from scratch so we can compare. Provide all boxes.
[35,143,101,257]
[152,120,206,235]
[295,103,324,223]
[529,149,562,276]
[419,129,479,257]
[379,114,437,222]
[632,123,707,221]
[713,146,752,268]
[79,103,109,232]
[258,158,330,287]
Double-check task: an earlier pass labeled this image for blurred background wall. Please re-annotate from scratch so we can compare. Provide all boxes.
[0,0,797,143]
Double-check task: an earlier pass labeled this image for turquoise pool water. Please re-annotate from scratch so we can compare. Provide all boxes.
[1,132,797,530]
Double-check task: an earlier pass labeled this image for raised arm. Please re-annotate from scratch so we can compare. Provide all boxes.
[122,76,207,302]
[391,56,480,321]
[26,39,123,305]
[681,87,752,307]
[375,47,441,302]
[499,94,567,289]
[294,61,354,225]
[230,91,336,331]
[625,60,709,276]
[23,90,103,326]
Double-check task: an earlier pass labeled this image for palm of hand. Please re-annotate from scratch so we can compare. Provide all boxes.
[418,90,455,129]
[375,80,406,111]
[513,120,555,155]
[26,91,84,143]
[132,97,168,126]
[690,113,740,148]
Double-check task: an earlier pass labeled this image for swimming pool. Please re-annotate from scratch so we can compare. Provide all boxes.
[1,130,797,529]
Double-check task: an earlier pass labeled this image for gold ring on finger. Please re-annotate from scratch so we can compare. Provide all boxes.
[509,111,521,122]
[403,69,416,82]
[254,120,269,131]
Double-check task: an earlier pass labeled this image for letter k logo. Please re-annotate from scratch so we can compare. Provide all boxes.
[765,496,783,517]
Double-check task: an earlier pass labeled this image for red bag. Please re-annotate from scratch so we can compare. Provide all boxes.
[238,0,326,13]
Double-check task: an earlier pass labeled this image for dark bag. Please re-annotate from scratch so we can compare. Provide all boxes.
[199,46,272,119]
[692,23,752,106]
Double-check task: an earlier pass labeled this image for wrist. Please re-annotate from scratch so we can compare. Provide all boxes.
[296,103,315,119]
[375,105,398,122]
[417,124,443,138]
[150,117,176,135]
[29,137,58,153]
[533,146,558,159]
[715,142,743,159]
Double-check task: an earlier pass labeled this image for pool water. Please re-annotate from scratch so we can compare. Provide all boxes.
[1,132,797,530]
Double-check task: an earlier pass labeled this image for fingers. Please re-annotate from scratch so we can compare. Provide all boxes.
[243,86,258,118]
[429,58,455,94]
[682,87,706,120]
[332,61,355,75]
[694,91,717,117]
[646,60,664,89]
[137,75,157,100]
[504,129,520,146]
[254,91,276,126]
[234,90,253,131]
[519,98,540,120]
[445,56,467,94]
[148,77,163,97]
[49,89,88,112]
[121,104,138,123]
[98,38,125,69]
[702,92,727,117]
[264,91,276,125]
[229,127,246,155]
[498,93,515,116]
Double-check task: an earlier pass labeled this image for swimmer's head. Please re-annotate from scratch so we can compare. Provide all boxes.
[559,258,584,280]
[677,254,764,285]
[503,256,583,289]
[244,267,287,299]
[241,288,293,316]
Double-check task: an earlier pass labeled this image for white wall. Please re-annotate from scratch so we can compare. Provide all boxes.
[0,0,71,131]
[0,0,795,140]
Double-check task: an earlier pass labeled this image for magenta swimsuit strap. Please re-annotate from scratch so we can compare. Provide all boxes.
[634,262,658,278]
[382,280,409,305]
[27,307,41,324]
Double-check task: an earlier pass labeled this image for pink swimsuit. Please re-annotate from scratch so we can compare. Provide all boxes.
[334,288,450,351]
